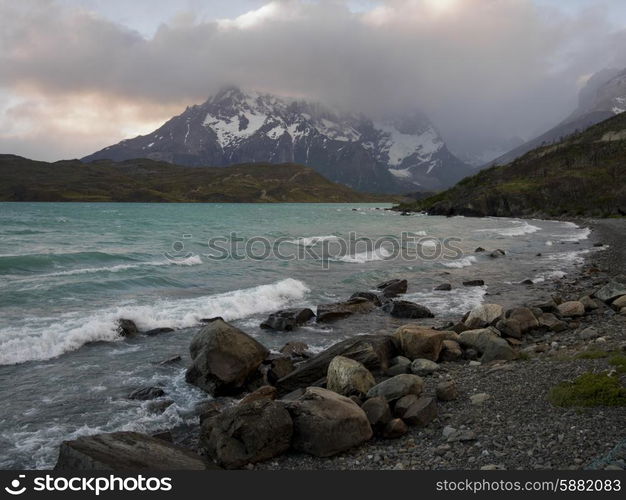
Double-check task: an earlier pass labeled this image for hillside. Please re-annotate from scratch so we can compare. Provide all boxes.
[0,156,393,203]
[395,112,626,218]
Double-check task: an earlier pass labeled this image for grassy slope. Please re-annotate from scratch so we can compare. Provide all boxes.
[0,156,395,203]
[395,112,626,217]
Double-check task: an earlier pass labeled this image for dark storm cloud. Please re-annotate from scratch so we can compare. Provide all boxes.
[1,0,625,160]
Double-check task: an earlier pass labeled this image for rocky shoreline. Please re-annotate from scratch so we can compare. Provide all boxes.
[54,219,626,471]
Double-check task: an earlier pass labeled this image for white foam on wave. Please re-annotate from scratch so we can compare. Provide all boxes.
[287,235,339,246]
[550,222,591,242]
[404,286,487,316]
[476,221,541,237]
[0,278,310,365]
[335,247,392,263]
[441,255,477,269]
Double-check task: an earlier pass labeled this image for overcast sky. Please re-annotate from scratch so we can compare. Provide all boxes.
[1,0,625,161]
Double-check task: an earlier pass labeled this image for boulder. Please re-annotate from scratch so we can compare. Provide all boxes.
[383,300,434,319]
[505,308,539,333]
[393,394,419,418]
[144,327,175,336]
[377,279,408,297]
[410,358,440,376]
[117,319,138,337]
[386,355,411,376]
[402,397,438,427]
[440,340,463,362]
[350,291,383,306]
[489,249,506,258]
[285,387,372,457]
[147,399,174,414]
[465,304,503,327]
[55,432,215,470]
[279,341,310,358]
[495,318,522,339]
[557,301,585,318]
[579,295,600,311]
[267,357,295,382]
[185,319,269,396]
[393,325,450,361]
[463,280,485,287]
[205,400,292,469]
[366,374,423,402]
[276,335,395,394]
[458,328,516,363]
[531,299,559,313]
[382,419,408,439]
[435,283,452,291]
[611,295,626,310]
[436,380,458,401]
[239,386,278,406]
[128,387,165,401]
[316,297,377,323]
[326,356,376,397]
[594,282,626,303]
[260,308,315,331]
[538,313,568,332]
[360,396,392,432]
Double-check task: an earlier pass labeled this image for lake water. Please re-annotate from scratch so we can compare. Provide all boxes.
[0,202,593,469]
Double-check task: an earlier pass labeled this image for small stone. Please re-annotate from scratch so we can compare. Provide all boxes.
[442,426,456,438]
[470,393,490,406]
[436,380,458,401]
[469,360,481,366]
[402,397,438,427]
[382,418,408,439]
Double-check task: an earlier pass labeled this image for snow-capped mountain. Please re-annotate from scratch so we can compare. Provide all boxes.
[492,68,626,166]
[84,87,471,193]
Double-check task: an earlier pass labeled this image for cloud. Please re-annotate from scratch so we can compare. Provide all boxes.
[1,0,625,160]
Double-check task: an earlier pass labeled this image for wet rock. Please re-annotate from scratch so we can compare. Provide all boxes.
[377,279,408,298]
[326,356,376,397]
[402,396,438,427]
[117,319,138,337]
[268,357,295,382]
[240,386,278,406]
[489,249,506,258]
[157,355,182,366]
[279,341,310,358]
[440,340,463,362]
[316,297,377,323]
[55,432,215,470]
[434,283,452,291]
[128,387,165,401]
[260,308,315,331]
[144,327,174,336]
[204,399,292,469]
[382,418,408,439]
[463,280,485,287]
[383,300,434,319]
[360,396,392,432]
[276,335,395,394]
[350,291,383,306]
[410,358,440,376]
[459,328,516,363]
[147,399,174,414]
[557,301,585,318]
[436,380,458,401]
[393,325,450,361]
[506,308,539,333]
[366,374,424,402]
[285,387,373,457]
[475,247,486,252]
[185,319,269,396]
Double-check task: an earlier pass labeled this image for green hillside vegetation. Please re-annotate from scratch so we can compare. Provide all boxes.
[0,156,395,203]
[395,112,626,217]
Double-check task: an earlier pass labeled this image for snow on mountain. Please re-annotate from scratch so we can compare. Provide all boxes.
[84,87,471,193]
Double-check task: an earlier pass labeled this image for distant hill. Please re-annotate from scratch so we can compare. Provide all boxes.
[0,155,394,203]
[394,112,626,218]
[491,68,626,166]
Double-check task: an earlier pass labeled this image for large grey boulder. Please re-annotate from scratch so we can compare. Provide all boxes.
[594,281,626,303]
[204,400,293,469]
[185,319,269,396]
[276,334,395,394]
[326,356,376,397]
[505,308,539,333]
[285,387,372,457]
[458,327,516,363]
[366,374,424,402]
[465,304,503,329]
[55,432,216,470]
